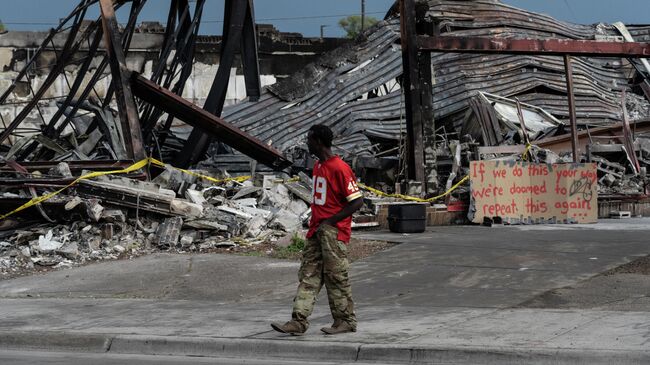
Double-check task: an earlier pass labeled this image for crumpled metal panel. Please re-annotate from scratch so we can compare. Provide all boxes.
[212,0,649,166]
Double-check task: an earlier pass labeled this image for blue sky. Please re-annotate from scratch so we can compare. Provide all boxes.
[1,0,648,37]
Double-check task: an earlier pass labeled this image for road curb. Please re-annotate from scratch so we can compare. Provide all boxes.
[0,331,111,353]
[356,344,650,365]
[109,334,361,361]
[1,331,649,364]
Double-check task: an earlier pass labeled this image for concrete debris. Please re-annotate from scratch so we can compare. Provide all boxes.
[185,189,207,206]
[7,0,650,279]
[0,158,327,277]
[154,217,184,248]
[37,231,64,253]
[270,209,301,232]
[180,235,194,248]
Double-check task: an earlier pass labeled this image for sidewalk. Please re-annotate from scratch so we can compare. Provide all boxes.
[0,220,649,364]
[0,298,648,364]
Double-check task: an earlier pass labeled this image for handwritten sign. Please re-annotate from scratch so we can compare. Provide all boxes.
[469,161,598,224]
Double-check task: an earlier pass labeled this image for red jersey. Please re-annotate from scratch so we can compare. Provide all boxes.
[306,156,362,243]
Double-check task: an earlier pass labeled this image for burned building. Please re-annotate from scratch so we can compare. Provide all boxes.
[0,0,650,275]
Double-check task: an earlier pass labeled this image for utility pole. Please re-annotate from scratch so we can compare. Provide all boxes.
[361,0,366,31]
[320,24,329,41]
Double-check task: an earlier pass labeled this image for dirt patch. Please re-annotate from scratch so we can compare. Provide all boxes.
[604,255,650,275]
[516,255,650,311]
[237,237,395,262]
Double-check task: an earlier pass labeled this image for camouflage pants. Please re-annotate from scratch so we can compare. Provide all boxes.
[291,224,356,330]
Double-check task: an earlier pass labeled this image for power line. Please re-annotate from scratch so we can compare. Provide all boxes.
[562,0,578,23]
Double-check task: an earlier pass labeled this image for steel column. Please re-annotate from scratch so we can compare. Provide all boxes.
[99,0,146,161]
[563,55,580,162]
[175,0,250,168]
[130,72,291,170]
[399,0,426,184]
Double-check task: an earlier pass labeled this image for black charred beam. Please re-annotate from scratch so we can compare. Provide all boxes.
[0,10,92,145]
[0,160,134,173]
[417,36,650,58]
[130,72,292,170]
[174,0,252,168]
[564,55,579,162]
[241,0,261,102]
[99,0,146,161]
[102,0,146,109]
[399,0,426,185]
[0,0,97,106]
[155,1,206,147]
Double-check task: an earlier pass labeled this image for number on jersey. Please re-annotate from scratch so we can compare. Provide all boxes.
[314,176,327,205]
[347,180,359,192]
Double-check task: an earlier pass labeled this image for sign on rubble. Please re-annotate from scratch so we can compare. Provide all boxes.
[469,161,598,224]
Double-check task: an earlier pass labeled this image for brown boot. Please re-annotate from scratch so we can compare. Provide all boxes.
[320,320,356,335]
[271,320,307,336]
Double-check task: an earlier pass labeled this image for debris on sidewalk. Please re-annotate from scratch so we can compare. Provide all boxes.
[3,0,650,276]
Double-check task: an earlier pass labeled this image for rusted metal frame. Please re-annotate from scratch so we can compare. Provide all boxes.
[55,0,145,139]
[147,0,191,87]
[240,0,262,102]
[514,98,530,145]
[627,60,650,103]
[139,1,192,135]
[25,78,49,130]
[621,90,641,174]
[399,0,426,185]
[56,57,110,138]
[130,72,292,170]
[0,0,99,106]
[16,27,107,162]
[47,6,89,94]
[46,27,104,136]
[416,36,650,58]
[175,0,250,168]
[101,0,146,109]
[0,160,133,173]
[8,8,91,140]
[144,0,205,140]
[0,16,100,145]
[538,119,650,154]
[417,18,437,193]
[150,1,206,148]
[563,55,580,162]
[3,160,55,222]
[415,35,650,164]
[99,0,146,161]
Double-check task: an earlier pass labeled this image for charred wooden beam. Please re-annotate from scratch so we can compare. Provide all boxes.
[241,0,262,102]
[417,36,650,58]
[99,0,146,161]
[130,72,292,170]
[0,160,134,173]
[175,0,259,168]
[563,55,580,162]
[399,0,426,185]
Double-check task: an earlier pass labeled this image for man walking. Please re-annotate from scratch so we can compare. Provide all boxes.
[271,124,363,335]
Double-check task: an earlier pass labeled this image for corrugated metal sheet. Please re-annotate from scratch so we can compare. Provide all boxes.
[210,0,649,167]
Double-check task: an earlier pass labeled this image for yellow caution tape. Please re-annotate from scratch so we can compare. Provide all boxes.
[0,158,151,221]
[357,175,470,203]
[1,154,470,220]
[522,143,532,161]
[0,157,251,221]
[147,158,252,184]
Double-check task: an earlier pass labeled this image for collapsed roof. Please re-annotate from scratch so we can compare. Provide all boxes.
[216,0,650,164]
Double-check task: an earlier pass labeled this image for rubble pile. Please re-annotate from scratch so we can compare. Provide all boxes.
[0,161,313,277]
